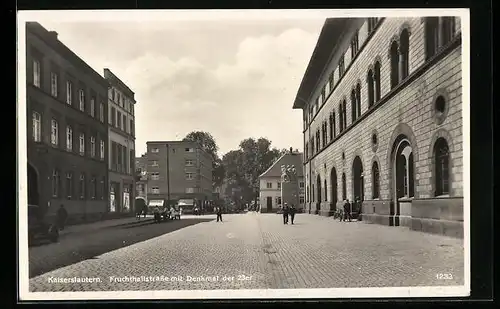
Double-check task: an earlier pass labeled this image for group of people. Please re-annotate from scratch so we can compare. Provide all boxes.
[338,197,362,222]
[280,203,297,225]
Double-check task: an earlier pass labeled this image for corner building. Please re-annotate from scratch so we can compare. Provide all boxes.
[26,22,109,223]
[293,17,463,238]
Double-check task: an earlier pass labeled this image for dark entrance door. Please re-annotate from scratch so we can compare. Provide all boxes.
[27,163,39,206]
[266,196,272,212]
[330,168,337,211]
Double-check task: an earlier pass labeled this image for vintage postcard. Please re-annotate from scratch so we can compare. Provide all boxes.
[17,9,470,300]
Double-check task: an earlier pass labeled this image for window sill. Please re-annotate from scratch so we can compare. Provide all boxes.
[398,197,414,202]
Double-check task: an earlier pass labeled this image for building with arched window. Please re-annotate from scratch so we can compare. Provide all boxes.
[293,17,463,238]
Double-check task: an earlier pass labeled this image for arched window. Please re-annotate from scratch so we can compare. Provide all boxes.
[425,17,440,59]
[351,89,357,123]
[342,173,347,200]
[367,69,375,107]
[338,104,344,133]
[399,29,410,80]
[374,61,381,101]
[434,137,450,196]
[324,179,328,201]
[342,100,347,129]
[332,112,336,137]
[372,161,380,199]
[329,113,334,141]
[356,83,362,118]
[390,40,400,89]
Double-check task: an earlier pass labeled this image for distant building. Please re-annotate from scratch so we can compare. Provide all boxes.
[104,68,136,215]
[259,150,305,213]
[135,153,148,202]
[293,17,463,237]
[145,141,214,212]
[26,22,109,223]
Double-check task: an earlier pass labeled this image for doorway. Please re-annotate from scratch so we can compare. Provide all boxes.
[266,196,272,212]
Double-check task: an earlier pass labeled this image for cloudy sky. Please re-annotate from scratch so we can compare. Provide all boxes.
[30,12,325,156]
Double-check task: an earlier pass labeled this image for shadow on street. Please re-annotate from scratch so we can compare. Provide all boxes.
[29,218,213,278]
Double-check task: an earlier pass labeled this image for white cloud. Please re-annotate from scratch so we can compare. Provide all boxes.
[36,20,322,156]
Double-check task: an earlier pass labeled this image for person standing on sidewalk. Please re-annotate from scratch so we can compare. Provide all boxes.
[56,204,68,230]
[289,204,297,224]
[282,203,289,224]
[343,199,352,222]
[216,206,223,222]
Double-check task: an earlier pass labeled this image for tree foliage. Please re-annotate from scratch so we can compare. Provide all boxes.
[221,137,282,204]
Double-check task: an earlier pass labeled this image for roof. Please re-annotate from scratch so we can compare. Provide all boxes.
[292,18,350,109]
[26,22,109,89]
[103,68,136,101]
[259,152,304,178]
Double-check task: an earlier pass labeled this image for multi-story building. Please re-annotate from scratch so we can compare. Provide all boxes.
[293,17,463,237]
[104,68,136,214]
[259,150,305,213]
[135,153,148,202]
[145,141,214,211]
[26,22,109,223]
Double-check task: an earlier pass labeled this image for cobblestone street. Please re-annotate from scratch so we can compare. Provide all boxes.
[28,212,464,292]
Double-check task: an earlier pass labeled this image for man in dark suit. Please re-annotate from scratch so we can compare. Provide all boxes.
[343,199,352,222]
[282,203,289,224]
[216,206,223,222]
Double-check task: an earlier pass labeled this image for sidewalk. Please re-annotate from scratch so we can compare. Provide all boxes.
[59,216,153,236]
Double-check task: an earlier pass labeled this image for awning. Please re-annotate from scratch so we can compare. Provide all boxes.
[148,200,164,207]
[178,199,194,206]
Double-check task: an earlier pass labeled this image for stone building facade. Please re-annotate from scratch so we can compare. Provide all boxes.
[145,141,214,211]
[26,22,109,223]
[293,17,463,237]
[104,68,136,215]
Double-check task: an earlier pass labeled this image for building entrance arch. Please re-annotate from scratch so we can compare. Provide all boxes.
[330,167,338,211]
[391,137,415,226]
[316,175,321,214]
[352,156,364,202]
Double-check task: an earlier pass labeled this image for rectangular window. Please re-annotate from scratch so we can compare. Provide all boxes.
[186,173,194,180]
[329,72,334,93]
[266,182,272,189]
[33,59,41,88]
[79,173,86,199]
[90,177,97,199]
[130,119,134,136]
[299,182,305,188]
[299,196,305,204]
[150,172,160,180]
[100,176,106,200]
[32,111,41,142]
[185,148,194,152]
[90,136,96,157]
[185,159,194,166]
[151,187,160,194]
[185,187,195,194]
[151,160,158,167]
[79,89,85,111]
[52,169,59,197]
[50,72,58,97]
[122,114,126,131]
[66,126,73,151]
[117,111,121,128]
[90,98,95,117]
[151,148,159,153]
[50,119,58,146]
[66,81,72,105]
[100,140,105,160]
[99,103,104,122]
[79,133,85,155]
[66,172,73,199]
[351,31,359,59]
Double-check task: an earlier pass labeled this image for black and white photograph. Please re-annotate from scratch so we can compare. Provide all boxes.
[17,9,470,300]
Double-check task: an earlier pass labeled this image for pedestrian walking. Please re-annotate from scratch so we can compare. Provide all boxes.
[216,206,223,222]
[56,204,68,230]
[282,203,289,224]
[289,204,297,224]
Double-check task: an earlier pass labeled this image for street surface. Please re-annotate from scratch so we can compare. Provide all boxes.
[29,216,213,278]
[28,212,464,291]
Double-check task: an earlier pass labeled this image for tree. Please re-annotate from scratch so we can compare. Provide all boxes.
[221,137,282,205]
[183,131,224,187]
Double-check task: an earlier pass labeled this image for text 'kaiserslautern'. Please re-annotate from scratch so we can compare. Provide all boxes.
[48,277,102,284]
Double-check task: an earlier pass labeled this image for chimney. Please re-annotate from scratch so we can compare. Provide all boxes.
[48,31,58,40]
